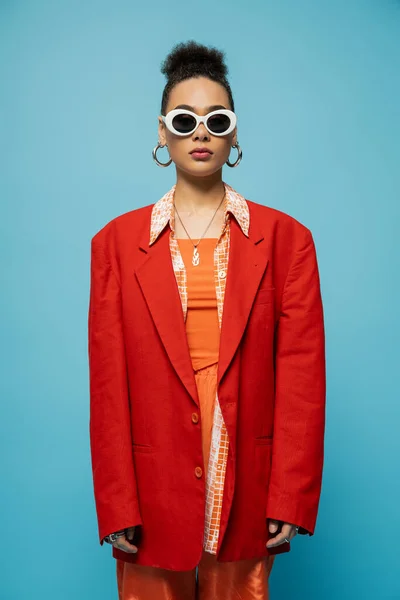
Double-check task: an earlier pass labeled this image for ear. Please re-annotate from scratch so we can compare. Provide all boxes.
[158,117,166,146]
[232,127,238,146]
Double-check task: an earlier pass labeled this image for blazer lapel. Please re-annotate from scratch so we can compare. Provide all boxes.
[217,210,269,389]
[135,222,199,406]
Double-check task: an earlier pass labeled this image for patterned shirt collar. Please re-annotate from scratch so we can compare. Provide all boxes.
[149,181,249,246]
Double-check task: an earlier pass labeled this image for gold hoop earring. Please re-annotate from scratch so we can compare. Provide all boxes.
[152,142,172,167]
[226,142,242,168]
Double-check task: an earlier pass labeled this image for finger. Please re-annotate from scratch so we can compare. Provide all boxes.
[267,526,295,547]
[268,519,280,533]
[114,540,138,553]
[266,524,293,548]
[266,532,289,548]
[125,526,136,544]
[114,535,138,554]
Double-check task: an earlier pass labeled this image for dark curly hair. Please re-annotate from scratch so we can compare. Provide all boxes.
[160,40,235,116]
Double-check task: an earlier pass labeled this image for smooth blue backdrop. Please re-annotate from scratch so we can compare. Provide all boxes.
[1,1,399,598]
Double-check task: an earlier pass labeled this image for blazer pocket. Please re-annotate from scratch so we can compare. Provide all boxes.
[132,442,154,454]
[255,435,273,445]
[254,287,275,305]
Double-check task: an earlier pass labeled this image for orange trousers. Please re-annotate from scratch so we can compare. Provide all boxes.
[116,362,275,600]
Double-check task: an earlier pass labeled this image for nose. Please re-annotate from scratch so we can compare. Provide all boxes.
[192,121,210,141]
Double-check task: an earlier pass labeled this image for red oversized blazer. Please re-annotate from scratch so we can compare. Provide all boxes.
[88,195,326,571]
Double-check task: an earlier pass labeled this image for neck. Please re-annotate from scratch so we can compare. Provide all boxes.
[173,169,225,214]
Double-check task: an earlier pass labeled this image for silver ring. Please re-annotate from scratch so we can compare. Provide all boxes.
[284,537,290,543]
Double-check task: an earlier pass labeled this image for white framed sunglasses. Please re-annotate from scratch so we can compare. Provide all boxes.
[161,108,237,137]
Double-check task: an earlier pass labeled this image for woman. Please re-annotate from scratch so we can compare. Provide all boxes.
[88,40,326,600]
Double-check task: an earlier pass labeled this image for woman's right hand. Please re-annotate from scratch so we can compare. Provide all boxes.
[113,526,138,553]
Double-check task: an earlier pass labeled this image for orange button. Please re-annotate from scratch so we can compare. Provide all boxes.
[192,412,199,424]
[195,466,203,478]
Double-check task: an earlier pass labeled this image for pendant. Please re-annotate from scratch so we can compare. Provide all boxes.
[192,246,200,266]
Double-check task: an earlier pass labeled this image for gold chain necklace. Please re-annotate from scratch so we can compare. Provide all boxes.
[173,191,225,266]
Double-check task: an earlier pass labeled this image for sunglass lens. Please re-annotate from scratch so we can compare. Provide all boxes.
[171,113,197,134]
[207,113,231,134]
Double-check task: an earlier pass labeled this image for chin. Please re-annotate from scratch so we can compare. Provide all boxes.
[180,161,222,177]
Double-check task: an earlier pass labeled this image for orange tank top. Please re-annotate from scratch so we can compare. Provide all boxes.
[176,238,220,371]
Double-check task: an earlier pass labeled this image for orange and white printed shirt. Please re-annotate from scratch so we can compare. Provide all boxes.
[149,181,250,554]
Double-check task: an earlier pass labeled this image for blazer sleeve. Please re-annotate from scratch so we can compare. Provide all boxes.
[266,228,326,536]
[88,229,143,545]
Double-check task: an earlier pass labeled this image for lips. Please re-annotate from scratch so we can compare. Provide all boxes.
[190,148,212,154]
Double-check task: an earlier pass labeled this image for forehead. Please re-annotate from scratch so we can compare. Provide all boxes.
[166,77,230,114]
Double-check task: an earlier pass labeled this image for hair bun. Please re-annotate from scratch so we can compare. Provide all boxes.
[161,40,228,80]
[159,40,234,115]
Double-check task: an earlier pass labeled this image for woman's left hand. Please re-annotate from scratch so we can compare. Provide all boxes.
[266,519,298,548]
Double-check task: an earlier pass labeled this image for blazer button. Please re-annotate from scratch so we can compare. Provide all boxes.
[192,412,199,424]
[195,466,203,478]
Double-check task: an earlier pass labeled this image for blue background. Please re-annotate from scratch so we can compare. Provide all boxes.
[1,1,399,598]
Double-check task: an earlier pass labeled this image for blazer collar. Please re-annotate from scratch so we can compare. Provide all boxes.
[149,181,250,245]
